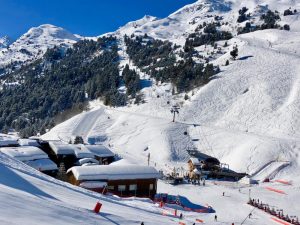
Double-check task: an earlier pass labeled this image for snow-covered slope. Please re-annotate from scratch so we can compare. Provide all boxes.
[0,152,183,225]
[112,0,300,45]
[43,0,300,185]
[0,36,12,49]
[0,24,80,68]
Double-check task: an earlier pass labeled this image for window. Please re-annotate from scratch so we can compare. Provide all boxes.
[107,186,114,190]
[118,185,126,191]
[149,183,154,190]
[129,184,137,191]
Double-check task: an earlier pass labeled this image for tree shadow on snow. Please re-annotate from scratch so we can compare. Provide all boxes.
[0,164,57,200]
[140,79,152,89]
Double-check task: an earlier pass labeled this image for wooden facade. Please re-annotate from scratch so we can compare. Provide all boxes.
[67,173,157,199]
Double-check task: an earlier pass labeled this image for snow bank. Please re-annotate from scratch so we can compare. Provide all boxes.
[68,165,161,181]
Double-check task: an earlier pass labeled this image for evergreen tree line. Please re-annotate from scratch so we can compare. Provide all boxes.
[124,35,219,93]
[0,36,127,137]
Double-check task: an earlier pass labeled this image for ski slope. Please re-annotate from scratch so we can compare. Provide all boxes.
[0,152,188,225]
[44,28,300,183]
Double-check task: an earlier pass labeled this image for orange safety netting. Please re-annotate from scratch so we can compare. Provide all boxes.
[271,217,292,225]
[265,187,286,194]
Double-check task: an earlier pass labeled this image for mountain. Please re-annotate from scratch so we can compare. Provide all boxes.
[0,35,12,48]
[42,0,300,184]
[0,24,80,71]
[1,0,300,182]
[1,0,300,223]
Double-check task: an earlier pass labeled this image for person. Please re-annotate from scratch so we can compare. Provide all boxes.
[232,223,234,225]
[179,213,183,219]
[222,192,225,196]
[214,215,217,221]
[249,213,252,218]
[141,222,144,225]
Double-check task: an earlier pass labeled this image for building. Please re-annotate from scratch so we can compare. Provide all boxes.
[67,165,160,199]
[0,146,58,176]
[80,145,115,165]
[48,141,77,170]
[0,134,18,147]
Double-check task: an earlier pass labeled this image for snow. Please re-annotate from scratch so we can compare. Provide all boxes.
[2,0,300,223]
[78,158,99,166]
[0,35,12,48]
[73,145,95,159]
[79,181,107,189]
[48,141,76,155]
[25,158,58,172]
[67,165,161,181]
[0,146,48,161]
[0,152,186,225]
[190,157,201,165]
[0,24,80,68]
[18,138,41,147]
[80,144,115,158]
[0,134,18,147]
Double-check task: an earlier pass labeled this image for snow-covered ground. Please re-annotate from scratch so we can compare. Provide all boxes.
[2,0,300,223]
[42,14,300,224]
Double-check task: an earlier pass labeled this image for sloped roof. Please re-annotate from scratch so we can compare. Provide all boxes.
[80,145,114,158]
[0,146,48,161]
[25,158,58,171]
[67,165,160,181]
[189,157,201,165]
[49,141,76,155]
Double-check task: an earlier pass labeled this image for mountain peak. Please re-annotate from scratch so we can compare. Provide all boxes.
[0,35,12,48]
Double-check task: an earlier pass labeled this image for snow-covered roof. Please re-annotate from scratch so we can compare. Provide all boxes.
[49,142,76,155]
[0,146,48,161]
[73,145,95,159]
[68,165,161,181]
[25,158,58,172]
[78,158,99,165]
[79,181,107,189]
[80,145,114,158]
[189,157,201,165]
[0,135,19,147]
[18,139,40,147]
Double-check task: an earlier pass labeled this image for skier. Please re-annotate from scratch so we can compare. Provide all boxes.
[214,215,217,221]
[249,213,252,218]
[222,192,225,196]
[179,213,183,219]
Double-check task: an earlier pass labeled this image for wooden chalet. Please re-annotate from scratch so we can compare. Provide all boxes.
[67,165,161,199]
[80,145,115,165]
[0,146,58,176]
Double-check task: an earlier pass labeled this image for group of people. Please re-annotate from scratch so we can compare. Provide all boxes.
[248,199,299,225]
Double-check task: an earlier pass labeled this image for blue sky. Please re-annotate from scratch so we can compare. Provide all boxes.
[0,0,196,39]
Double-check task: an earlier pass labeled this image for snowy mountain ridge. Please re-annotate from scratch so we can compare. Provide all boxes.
[0,35,12,49]
[0,24,80,71]
[42,0,300,185]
